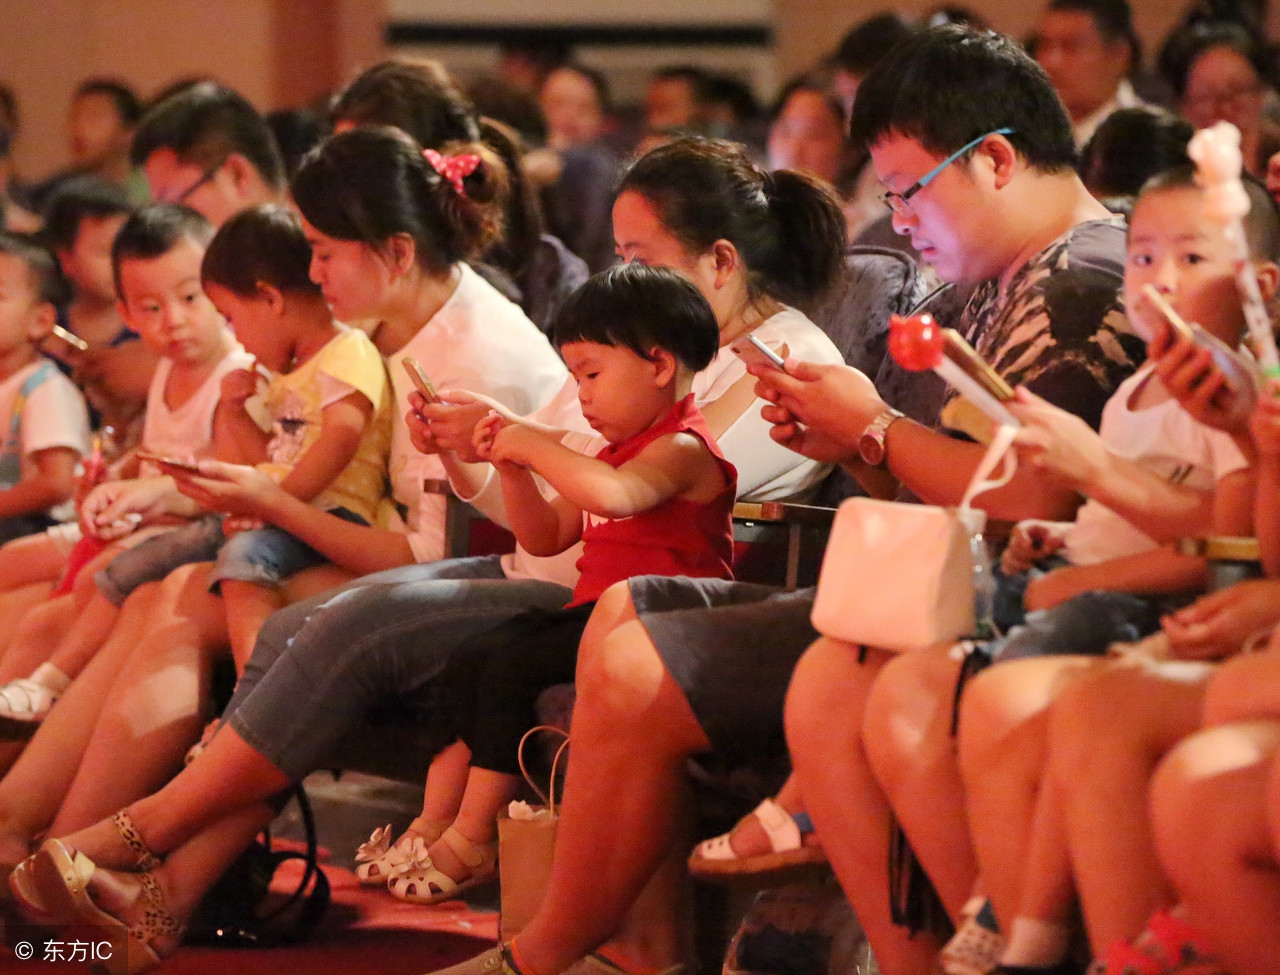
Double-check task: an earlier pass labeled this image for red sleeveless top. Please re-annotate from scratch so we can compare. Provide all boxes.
[570,394,737,606]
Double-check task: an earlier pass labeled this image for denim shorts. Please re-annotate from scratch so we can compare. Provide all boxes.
[207,508,366,592]
[94,515,225,606]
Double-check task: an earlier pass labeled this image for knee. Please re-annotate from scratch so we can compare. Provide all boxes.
[785,637,877,759]
[863,647,958,792]
[574,618,670,729]
[1048,666,1151,770]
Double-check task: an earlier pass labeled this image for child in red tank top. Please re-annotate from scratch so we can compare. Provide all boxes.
[364,264,736,908]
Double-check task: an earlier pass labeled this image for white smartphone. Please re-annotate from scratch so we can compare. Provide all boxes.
[731,334,787,371]
[402,356,439,402]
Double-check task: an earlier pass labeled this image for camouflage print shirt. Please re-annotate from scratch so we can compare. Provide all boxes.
[951,216,1144,432]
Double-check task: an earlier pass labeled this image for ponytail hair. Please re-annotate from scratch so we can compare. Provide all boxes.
[619,137,846,309]
[291,126,508,275]
[201,203,319,297]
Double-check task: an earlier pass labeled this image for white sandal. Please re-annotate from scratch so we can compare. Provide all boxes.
[688,798,826,878]
[354,820,446,886]
[387,825,497,905]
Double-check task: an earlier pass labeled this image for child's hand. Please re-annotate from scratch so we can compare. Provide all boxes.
[1001,520,1069,575]
[1249,376,1280,458]
[428,392,517,462]
[1148,318,1246,435]
[489,421,544,467]
[1023,564,1087,612]
[220,368,260,407]
[1008,388,1108,490]
[473,411,509,462]
[80,478,174,538]
[1161,578,1280,661]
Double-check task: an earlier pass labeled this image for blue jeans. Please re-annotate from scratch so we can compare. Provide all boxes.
[208,509,366,592]
[223,556,573,780]
[983,588,1181,663]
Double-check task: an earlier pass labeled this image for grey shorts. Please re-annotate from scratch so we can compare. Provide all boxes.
[630,576,818,765]
[94,515,224,606]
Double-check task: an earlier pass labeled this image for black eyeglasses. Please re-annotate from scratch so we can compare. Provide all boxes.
[164,158,226,204]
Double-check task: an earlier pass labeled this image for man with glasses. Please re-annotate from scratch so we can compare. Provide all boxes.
[424,25,1143,975]
[131,81,285,229]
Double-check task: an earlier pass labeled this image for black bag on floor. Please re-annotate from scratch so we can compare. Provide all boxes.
[183,785,331,948]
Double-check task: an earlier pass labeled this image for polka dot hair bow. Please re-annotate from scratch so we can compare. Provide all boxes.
[424,148,481,197]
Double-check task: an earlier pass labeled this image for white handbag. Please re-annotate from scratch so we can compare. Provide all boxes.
[810,425,1017,653]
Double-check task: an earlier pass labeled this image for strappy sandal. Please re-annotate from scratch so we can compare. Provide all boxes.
[387,825,497,905]
[10,811,183,974]
[688,798,827,880]
[354,819,447,886]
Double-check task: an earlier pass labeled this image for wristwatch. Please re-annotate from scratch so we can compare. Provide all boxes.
[858,407,905,467]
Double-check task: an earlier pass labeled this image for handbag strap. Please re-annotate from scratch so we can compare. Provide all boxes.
[958,422,1019,516]
[517,725,571,812]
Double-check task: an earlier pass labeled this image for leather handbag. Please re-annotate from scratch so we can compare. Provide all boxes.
[810,424,1017,653]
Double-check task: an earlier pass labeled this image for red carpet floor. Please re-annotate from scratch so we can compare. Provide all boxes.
[0,857,498,975]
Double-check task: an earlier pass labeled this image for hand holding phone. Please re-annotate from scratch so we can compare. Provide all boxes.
[135,451,202,474]
[403,357,439,403]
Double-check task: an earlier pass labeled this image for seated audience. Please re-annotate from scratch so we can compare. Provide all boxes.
[1078,105,1194,205]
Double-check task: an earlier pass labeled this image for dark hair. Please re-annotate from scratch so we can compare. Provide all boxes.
[850,24,1077,172]
[265,107,324,180]
[553,263,719,372]
[546,64,612,116]
[111,203,214,298]
[1137,165,1280,261]
[1079,106,1193,198]
[41,176,133,252]
[701,73,761,126]
[75,78,143,127]
[291,126,508,275]
[832,13,922,77]
[330,58,480,144]
[131,82,285,192]
[201,204,319,298]
[0,232,66,305]
[477,116,544,280]
[1046,0,1140,64]
[466,76,548,148]
[769,76,846,128]
[1159,21,1266,100]
[618,137,847,309]
[0,82,17,134]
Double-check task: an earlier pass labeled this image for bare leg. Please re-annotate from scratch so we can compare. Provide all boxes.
[863,643,977,920]
[421,740,470,824]
[0,531,75,592]
[220,579,281,674]
[0,594,81,680]
[515,583,707,975]
[1050,659,1211,951]
[958,656,1096,928]
[998,776,1075,966]
[0,583,161,861]
[0,582,55,658]
[1151,721,1280,975]
[49,562,229,836]
[787,637,939,975]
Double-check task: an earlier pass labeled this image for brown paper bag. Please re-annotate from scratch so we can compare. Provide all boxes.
[498,726,569,941]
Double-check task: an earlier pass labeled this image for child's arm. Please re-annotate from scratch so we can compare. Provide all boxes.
[489,421,714,520]
[213,369,271,466]
[275,391,373,503]
[0,446,78,518]
[1249,380,1280,576]
[1023,547,1206,612]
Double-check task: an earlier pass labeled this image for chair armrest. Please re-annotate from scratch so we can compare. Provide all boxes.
[1175,536,1260,562]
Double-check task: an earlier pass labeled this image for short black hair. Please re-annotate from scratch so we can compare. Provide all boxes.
[552,263,719,373]
[652,66,711,101]
[41,176,133,252]
[1046,0,1140,61]
[74,78,144,127]
[850,24,1077,173]
[131,82,285,191]
[1079,106,1193,198]
[1137,165,1280,262]
[832,13,921,77]
[201,204,319,298]
[111,203,214,299]
[0,232,66,305]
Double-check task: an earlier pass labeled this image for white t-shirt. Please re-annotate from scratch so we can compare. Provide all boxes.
[386,263,569,563]
[0,357,91,521]
[456,305,845,587]
[140,337,254,476]
[1065,363,1249,566]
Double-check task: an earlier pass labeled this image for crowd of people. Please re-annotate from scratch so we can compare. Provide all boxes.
[0,2,1277,975]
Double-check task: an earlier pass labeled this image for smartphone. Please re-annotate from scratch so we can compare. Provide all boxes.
[402,356,439,402]
[731,334,787,371]
[50,324,90,352]
[135,451,202,474]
